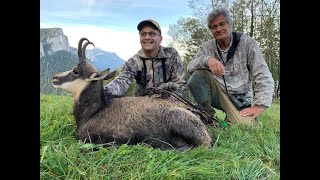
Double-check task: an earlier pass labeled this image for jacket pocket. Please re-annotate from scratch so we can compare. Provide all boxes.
[225,62,240,76]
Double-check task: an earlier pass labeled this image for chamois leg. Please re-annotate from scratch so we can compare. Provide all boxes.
[165,108,213,149]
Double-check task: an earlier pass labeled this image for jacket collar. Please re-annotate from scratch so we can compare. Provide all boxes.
[215,32,243,62]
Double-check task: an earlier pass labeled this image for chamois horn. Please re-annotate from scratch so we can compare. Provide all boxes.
[77,37,89,62]
[82,41,95,60]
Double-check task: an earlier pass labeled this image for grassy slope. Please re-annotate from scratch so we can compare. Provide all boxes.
[40,94,280,179]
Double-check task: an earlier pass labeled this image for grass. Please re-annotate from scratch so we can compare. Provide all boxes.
[40,94,280,179]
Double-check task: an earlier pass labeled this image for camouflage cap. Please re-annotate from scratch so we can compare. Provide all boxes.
[137,19,161,35]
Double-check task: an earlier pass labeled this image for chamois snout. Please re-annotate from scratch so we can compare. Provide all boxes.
[51,75,61,87]
[51,71,71,87]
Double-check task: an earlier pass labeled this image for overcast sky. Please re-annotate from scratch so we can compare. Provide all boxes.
[40,0,194,60]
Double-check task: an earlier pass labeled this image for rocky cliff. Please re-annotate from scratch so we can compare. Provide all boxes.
[40,28,73,58]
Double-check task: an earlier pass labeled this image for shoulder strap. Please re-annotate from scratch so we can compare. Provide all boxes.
[161,58,167,83]
[226,32,243,61]
[142,59,147,85]
[221,32,243,96]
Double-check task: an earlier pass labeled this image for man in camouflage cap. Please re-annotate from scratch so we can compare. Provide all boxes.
[104,19,188,96]
[187,7,274,126]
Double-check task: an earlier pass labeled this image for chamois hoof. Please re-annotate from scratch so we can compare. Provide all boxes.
[175,145,191,152]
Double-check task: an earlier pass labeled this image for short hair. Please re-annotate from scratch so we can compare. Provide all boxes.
[207,7,233,31]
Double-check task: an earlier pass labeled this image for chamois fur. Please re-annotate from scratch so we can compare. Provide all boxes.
[52,38,213,151]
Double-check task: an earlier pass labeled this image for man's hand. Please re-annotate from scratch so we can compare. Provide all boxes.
[158,82,178,91]
[208,57,225,76]
[240,105,266,119]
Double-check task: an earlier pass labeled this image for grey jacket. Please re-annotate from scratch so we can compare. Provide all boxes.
[106,46,188,96]
[187,33,274,107]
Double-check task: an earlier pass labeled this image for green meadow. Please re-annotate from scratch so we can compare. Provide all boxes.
[40,94,280,179]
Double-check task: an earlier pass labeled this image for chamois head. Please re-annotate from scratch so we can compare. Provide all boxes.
[51,38,116,95]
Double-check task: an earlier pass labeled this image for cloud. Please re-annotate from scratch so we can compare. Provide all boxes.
[40,22,177,61]
[65,25,140,60]
[85,0,96,8]
[40,0,192,61]
[43,10,114,20]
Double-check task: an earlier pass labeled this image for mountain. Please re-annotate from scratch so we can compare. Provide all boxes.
[86,48,125,71]
[40,27,125,94]
[40,28,125,71]
[40,28,72,58]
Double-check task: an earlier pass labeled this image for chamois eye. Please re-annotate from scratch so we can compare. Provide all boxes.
[72,69,79,75]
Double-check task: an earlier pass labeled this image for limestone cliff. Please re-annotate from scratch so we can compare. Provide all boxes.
[40,28,73,58]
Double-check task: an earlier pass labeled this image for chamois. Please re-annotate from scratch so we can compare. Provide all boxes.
[52,37,213,151]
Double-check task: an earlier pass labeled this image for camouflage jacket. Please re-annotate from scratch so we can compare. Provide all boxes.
[105,46,188,96]
[187,32,274,108]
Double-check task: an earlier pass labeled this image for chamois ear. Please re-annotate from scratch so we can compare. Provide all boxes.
[86,68,116,81]
[86,72,100,81]
[102,70,116,80]
[86,68,108,81]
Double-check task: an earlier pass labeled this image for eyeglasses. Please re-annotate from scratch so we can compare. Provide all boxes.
[139,31,160,37]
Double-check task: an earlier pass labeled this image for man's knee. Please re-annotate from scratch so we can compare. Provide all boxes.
[188,70,211,88]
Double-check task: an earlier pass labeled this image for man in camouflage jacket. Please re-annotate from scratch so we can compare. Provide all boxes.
[187,7,274,126]
[105,19,187,96]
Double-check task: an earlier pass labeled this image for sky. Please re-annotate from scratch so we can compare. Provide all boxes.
[40,0,194,60]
